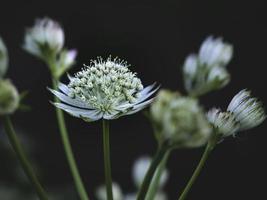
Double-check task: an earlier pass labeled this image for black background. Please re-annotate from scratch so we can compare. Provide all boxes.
[0,0,267,199]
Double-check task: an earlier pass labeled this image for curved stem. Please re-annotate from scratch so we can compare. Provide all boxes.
[137,143,169,200]
[146,150,171,200]
[52,79,89,200]
[178,142,215,200]
[102,120,113,200]
[2,116,49,200]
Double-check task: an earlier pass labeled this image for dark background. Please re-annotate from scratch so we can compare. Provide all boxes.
[0,0,267,199]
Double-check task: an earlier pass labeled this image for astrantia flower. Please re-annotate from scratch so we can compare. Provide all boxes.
[207,108,240,137]
[227,89,266,131]
[150,89,211,148]
[96,182,123,200]
[0,37,8,78]
[207,89,265,138]
[0,79,19,115]
[23,17,64,59]
[183,36,233,97]
[50,57,159,121]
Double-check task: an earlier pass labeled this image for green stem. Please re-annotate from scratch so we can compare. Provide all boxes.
[102,120,113,200]
[137,143,169,200]
[146,150,171,200]
[52,79,89,200]
[178,141,216,200]
[2,116,48,200]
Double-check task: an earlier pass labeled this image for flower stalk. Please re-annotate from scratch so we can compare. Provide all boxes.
[178,134,219,200]
[136,142,169,200]
[102,120,113,200]
[52,79,89,200]
[2,116,48,200]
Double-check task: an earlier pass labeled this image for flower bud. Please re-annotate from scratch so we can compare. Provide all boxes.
[199,36,233,67]
[150,90,211,148]
[96,182,123,200]
[0,37,8,78]
[207,66,230,89]
[0,79,19,115]
[55,49,77,78]
[227,89,266,130]
[23,17,64,59]
[207,108,240,137]
[132,156,168,189]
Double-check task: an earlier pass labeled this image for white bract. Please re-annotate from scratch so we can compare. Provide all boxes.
[23,17,64,58]
[50,57,158,121]
[183,36,233,97]
[207,89,265,137]
[132,156,168,188]
[207,108,239,137]
[227,89,266,131]
[0,37,8,78]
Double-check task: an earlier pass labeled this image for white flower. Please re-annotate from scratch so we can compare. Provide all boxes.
[50,57,159,121]
[207,108,240,137]
[124,192,167,200]
[199,36,233,67]
[182,36,232,97]
[132,156,168,188]
[96,182,123,200]
[0,37,8,78]
[227,89,266,130]
[23,17,64,58]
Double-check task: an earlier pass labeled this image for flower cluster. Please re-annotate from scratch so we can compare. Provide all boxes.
[183,36,233,97]
[150,90,211,148]
[207,90,265,138]
[50,57,159,121]
[23,17,77,78]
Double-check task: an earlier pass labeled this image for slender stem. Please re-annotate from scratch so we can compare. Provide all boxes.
[52,79,89,200]
[102,120,113,200]
[178,142,215,200]
[2,116,49,200]
[146,150,171,200]
[137,143,169,200]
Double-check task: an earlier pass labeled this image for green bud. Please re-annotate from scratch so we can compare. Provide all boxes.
[0,37,8,78]
[0,79,19,115]
[150,89,211,148]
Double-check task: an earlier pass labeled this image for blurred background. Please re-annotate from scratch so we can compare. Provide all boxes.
[0,0,266,199]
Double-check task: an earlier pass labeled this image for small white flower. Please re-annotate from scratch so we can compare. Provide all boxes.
[50,57,159,121]
[61,49,77,67]
[199,36,233,67]
[132,156,168,188]
[227,89,266,130]
[0,37,8,78]
[55,49,77,78]
[96,182,123,200]
[207,108,240,137]
[207,66,230,87]
[23,17,64,58]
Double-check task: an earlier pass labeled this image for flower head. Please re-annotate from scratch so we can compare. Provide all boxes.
[207,89,265,138]
[0,37,8,78]
[132,156,168,188]
[183,36,232,97]
[0,79,19,115]
[150,89,211,148]
[50,57,159,121]
[23,17,64,59]
[227,89,266,130]
[207,108,240,137]
[96,182,123,200]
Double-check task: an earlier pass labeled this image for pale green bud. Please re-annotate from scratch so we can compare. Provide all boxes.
[0,79,19,115]
[150,89,211,148]
[96,182,123,200]
[0,37,8,78]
